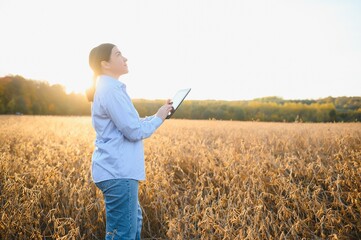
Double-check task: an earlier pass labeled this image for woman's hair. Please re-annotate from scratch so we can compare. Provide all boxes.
[86,43,115,102]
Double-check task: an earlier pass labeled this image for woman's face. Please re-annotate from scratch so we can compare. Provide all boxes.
[103,46,128,77]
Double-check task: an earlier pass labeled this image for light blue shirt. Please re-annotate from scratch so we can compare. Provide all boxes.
[91,75,163,182]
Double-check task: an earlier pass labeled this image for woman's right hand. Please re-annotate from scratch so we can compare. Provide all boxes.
[156,99,173,121]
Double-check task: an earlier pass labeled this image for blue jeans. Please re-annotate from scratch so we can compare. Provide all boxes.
[95,179,142,240]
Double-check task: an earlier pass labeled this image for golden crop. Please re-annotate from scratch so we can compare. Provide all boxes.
[0,116,360,239]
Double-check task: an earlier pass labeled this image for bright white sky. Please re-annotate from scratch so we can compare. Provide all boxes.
[0,0,360,100]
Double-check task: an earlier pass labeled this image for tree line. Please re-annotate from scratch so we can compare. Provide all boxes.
[0,75,89,115]
[1,75,360,122]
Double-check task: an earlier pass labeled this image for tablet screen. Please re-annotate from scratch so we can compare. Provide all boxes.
[167,88,191,119]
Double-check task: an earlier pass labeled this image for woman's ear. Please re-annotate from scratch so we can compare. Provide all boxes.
[100,60,110,70]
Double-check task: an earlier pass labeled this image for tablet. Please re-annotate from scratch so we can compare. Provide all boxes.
[166,88,191,119]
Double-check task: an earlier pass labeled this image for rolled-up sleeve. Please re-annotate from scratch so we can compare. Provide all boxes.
[104,85,162,141]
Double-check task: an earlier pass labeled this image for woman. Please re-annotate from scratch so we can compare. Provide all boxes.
[87,43,173,239]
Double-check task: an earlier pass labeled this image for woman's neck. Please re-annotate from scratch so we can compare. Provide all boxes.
[101,70,120,80]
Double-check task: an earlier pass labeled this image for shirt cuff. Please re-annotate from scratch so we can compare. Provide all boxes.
[150,116,163,129]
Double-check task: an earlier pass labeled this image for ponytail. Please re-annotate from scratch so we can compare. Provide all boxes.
[88,43,115,102]
[86,75,97,102]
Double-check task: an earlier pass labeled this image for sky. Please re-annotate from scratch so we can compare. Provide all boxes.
[0,0,360,101]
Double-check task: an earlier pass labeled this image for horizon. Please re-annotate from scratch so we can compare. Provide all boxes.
[2,73,359,102]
